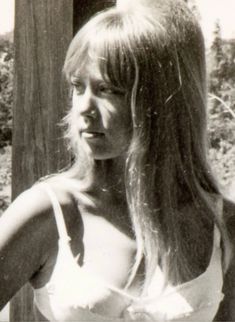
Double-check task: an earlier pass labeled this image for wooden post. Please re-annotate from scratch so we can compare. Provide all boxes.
[11,0,113,321]
[10,1,73,320]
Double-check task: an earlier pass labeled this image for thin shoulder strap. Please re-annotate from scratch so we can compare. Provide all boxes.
[39,182,71,242]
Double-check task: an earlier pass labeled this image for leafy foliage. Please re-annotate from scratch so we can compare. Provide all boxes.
[207,21,235,188]
[0,37,13,148]
[0,36,13,214]
[0,146,11,215]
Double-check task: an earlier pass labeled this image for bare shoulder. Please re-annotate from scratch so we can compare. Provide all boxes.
[33,176,84,257]
[0,179,73,258]
[2,177,76,227]
[35,175,84,229]
[0,175,83,265]
[0,182,59,307]
[1,183,54,236]
[0,176,83,308]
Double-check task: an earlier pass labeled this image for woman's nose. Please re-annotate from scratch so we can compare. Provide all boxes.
[74,88,97,118]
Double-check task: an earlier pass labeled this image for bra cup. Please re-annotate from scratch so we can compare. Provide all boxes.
[47,240,112,310]
[34,183,224,321]
[125,225,224,321]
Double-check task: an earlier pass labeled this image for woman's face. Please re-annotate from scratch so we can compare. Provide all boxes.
[70,59,132,160]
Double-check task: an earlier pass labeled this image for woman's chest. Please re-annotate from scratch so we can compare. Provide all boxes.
[34,211,140,320]
[80,212,137,291]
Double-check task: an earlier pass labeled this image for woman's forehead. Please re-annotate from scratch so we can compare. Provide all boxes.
[65,28,136,88]
[71,57,106,80]
[70,51,108,75]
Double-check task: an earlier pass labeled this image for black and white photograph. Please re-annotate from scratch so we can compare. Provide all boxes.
[0,0,235,321]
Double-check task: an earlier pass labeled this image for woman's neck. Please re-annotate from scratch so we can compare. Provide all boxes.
[75,156,127,197]
[66,155,133,237]
[96,158,126,194]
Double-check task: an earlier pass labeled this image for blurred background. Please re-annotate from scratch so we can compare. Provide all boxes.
[0,0,235,213]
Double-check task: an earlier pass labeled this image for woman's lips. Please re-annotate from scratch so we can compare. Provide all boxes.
[81,131,105,139]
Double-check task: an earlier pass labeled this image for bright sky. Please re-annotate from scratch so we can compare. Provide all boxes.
[0,0,14,35]
[196,0,235,43]
[0,0,234,43]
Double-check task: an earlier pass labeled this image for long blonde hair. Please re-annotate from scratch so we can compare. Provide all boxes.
[63,0,221,290]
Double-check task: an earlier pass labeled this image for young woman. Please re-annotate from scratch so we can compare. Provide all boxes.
[0,0,235,320]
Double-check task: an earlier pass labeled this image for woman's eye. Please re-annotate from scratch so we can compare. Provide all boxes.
[74,84,84,95]
[99,84,124,96]
[71,81,84,95]
[99,84,113,94]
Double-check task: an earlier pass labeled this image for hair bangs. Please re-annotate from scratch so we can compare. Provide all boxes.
[96,33,136,93]
[63,10,137,92]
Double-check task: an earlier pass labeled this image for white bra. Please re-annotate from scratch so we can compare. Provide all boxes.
[34,183,224,321]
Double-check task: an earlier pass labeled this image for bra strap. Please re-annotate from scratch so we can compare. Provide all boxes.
[39,182,71,243]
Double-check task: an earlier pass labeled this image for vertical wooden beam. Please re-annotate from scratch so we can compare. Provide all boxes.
[11,0,115,320]
[11,1,73,320]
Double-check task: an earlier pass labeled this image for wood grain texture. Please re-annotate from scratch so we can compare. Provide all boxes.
[10,0,112,320]
[12,0,73,195]
[10,1,73,320]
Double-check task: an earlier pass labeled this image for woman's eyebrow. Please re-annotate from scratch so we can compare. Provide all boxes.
[70,75,81,81]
